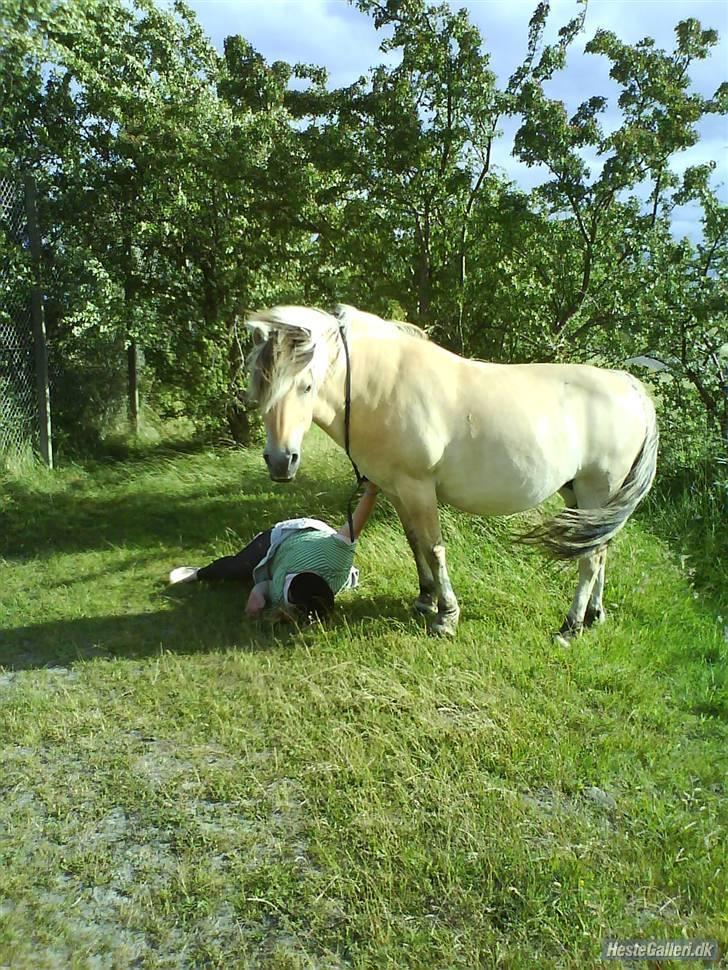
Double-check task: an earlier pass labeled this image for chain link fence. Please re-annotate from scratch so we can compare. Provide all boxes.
[0,175,52,463]
[0,176,36,458]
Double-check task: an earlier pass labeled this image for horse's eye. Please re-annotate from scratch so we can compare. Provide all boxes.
[304,383,312,393]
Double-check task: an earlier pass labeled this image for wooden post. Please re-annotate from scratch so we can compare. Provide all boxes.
[127,337,139,434]
[123,224,139,436]
[23,173,53,468]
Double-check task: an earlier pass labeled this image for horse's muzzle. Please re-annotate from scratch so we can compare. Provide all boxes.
[264,448,300,482]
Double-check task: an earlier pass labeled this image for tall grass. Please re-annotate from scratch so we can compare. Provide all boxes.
[645,453,727,607]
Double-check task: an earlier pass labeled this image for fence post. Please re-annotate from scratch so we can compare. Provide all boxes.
[127,337,139,434]
[23,173,53,468]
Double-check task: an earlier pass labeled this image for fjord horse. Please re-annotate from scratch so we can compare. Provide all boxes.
[246,305,658,639]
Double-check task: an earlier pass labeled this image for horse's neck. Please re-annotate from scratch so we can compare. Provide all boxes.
[312,337,348,446]
[313,323,395,443]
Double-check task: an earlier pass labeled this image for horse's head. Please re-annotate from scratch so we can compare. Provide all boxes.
[246,307,336,482]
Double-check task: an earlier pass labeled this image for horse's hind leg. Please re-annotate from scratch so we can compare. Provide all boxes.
[425,542,460,636]
[412,554,438,616]
[556,478,609,645]
[557,550,603,646]
[584,549,607,627]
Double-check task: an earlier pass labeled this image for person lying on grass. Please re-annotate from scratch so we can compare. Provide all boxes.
[169,483,380,622]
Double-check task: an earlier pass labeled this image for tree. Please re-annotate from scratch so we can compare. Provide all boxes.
[1,0,321,445]
[289,0,499,347]
[505,5,726,366]
[637,172,727,450]
[2,0,724,459]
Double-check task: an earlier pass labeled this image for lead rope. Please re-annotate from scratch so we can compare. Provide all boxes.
[338,320,366,540]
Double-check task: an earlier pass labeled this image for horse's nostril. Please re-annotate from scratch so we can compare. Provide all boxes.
[291,452,299,464]
[263,453,271,466]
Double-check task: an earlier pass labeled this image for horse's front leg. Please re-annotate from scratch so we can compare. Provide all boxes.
[390,498,437,616]
[392,483,460,636]
[426,543,460,637]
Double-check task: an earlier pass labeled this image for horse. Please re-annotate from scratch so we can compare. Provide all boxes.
[245,304,658,640]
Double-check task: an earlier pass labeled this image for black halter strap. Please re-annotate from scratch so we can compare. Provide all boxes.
[338,319,365,540]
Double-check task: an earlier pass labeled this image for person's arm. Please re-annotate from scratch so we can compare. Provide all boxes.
[245,581,269,617]
[337,483,380,542]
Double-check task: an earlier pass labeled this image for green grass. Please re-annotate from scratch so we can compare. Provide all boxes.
[1,429,726,968]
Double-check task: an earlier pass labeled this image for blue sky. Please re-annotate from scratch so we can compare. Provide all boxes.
[184,0,727,235]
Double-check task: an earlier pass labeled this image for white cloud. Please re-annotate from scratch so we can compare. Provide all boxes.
[186,1,726,114]
[184,0,392,84]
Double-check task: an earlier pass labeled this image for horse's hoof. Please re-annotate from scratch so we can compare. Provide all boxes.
[584,605,607,628]
[554,618,583,647]
[429,612,460,637]
[413,597,438,616]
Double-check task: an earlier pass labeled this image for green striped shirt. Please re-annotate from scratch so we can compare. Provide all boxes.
[268,531,356,607]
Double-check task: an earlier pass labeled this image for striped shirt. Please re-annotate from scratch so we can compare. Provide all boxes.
[265,530,356,607]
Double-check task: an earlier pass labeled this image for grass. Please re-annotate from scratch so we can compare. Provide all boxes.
[1,428,726,968]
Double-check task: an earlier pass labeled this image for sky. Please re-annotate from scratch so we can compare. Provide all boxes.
[182,0,727,237]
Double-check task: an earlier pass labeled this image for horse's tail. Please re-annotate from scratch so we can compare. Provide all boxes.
[520,394,659,561]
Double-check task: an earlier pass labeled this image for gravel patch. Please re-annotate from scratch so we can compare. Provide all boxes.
[0,731,338,968]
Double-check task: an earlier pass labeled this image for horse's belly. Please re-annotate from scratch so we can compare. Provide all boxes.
[435,439,573,515]
[436,477,555,516]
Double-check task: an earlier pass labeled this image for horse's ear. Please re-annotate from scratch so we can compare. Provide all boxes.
[246,319,270,346]
[264,306,333,344]
[247,306,333,353]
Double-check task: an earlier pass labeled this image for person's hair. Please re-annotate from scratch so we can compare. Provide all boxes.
[286,572,335,621]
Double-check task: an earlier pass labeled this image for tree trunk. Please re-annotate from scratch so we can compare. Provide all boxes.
[226,314,257,445]
[414,214,431,320]
[227,404,254,445]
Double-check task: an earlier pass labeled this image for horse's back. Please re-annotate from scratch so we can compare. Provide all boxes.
[358,331,652,516]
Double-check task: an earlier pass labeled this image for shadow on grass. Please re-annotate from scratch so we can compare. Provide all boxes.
[0,585,415,672]
[345,593,426,629]
[1,463,360,561]
[0,584,264,671]
[56,430,219,466]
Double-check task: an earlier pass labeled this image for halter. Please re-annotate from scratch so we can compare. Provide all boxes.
[337,318,366,540]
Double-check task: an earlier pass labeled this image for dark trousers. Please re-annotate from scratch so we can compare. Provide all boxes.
[196,528,273,583]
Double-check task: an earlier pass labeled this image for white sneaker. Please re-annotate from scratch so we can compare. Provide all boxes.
[169,566,200,585]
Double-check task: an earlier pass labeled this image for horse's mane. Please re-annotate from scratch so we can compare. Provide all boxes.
[246,307,337,412]
[335,304,429,342]
[247,304,427,411]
